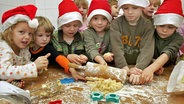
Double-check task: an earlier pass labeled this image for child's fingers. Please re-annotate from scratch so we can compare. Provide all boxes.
[44,53,51,58]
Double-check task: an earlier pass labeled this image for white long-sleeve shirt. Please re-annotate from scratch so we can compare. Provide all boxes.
[0,40,37,80]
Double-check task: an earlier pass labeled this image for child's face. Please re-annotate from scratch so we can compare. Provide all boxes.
[122,4,143,25]
[62,20,81,38]
[90,15,109,33]
[12,21,34,50]
[156,24,177,38]
[143,0,159,17]
[77,5,88,18]
[34,26,51,47]
[111,4,119,17]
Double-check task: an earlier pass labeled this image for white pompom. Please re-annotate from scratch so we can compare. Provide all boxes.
[28,19,39,28]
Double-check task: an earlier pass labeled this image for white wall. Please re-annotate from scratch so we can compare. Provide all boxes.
[0,0,61,30]
[0,0,35,27]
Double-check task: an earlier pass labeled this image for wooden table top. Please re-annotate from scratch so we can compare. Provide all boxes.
[24,65,184,104]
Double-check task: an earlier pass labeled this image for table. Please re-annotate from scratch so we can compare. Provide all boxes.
[24,65,184,104]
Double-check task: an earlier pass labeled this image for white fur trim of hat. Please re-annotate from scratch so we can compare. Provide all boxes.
[154,13,184,27]
[57,12,83,29]
[118,0,150,9]
[87,9,112,24]
[0,14,38,32]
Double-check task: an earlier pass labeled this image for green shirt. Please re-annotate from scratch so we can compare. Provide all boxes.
[51,30,86,56]
[83,28,111,61]
[154,31,183,65]
[110,16,155,69]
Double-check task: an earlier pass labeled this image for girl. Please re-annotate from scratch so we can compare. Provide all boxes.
[30,16,84,80]
[74,0,89,32]
[108,0,119,19]
[143,0,161,22]
[0,5,50,88]
[83,0,114,65]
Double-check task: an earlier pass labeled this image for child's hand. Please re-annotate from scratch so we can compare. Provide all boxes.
[94,55,107,65]
[139,68,154,84]
[129,74,141,85]
[154,67,164,75]
[67,54,83,65]
[79,54,88,64]
[34,53,50,71]
[69,68,86,81]
[103,52,114,62]
[129,67,142,75]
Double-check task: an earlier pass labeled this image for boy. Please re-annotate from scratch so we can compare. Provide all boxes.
[140,0,184,84]
[51,0,88,80]
[110,0,155,84]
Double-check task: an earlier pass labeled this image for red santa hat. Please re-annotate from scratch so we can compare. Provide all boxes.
[58,0,83,29]
[1,4,38,32]
[118,0,150,9]
[87,0,112,24]
[154,0,184,27]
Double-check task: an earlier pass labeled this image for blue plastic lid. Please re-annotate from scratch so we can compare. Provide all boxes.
[60,78,75,84]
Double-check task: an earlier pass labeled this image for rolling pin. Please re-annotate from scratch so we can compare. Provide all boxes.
[68,62,127,83]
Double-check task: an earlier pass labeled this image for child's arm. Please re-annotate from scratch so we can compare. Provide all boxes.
[69,68,85,81]
[140,53,169,84]
[56,55,70,74]
[0,48,38,79]
[83,29,102,62]
[135,21,155,69]
[94,55,107,65]
[103,52,114,62]
[110,18,128,68]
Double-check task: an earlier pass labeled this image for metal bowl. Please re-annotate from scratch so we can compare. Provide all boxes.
[0,93,31,104]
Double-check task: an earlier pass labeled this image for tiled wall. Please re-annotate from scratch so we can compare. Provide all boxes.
[0,0,93,31]
[0,0,61,30]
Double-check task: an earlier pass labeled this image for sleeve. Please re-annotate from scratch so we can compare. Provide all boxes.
[83,29,101,61]
[51,32,65,55]
[55,55,70,74]
[110,18,128,68]
[0,47,37,80]
[46,43,70,74]
[135,21,155,69]
[162,33,184,62]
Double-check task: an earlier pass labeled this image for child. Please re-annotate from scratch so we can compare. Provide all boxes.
[140,0,184,84]
[108,0,119,19]
[51,0,88,79]
[0,5,50,88]
[110,0,155,84]
[30,16,84,80]
[83,0,113,65]
[74,0,89,32]
[143,0,161,21]
[177,22,184,55]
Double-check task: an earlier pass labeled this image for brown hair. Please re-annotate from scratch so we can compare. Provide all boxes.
[149,0,161,6]
[74,0,88,9]
[35,16,54,35]
[108,0,118,6]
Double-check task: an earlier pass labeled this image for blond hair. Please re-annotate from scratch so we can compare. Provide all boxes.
[0,26,14,46]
